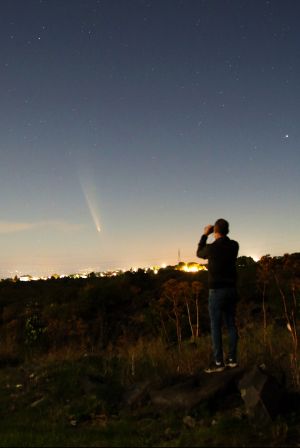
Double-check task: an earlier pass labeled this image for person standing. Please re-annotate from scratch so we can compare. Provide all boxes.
[197,219,239,373]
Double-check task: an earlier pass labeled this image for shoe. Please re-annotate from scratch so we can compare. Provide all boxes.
[204,361,226,373]
[225,358,238,368]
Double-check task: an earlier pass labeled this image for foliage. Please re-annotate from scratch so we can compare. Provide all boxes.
[0,257,299,365]
[256,254,300,385]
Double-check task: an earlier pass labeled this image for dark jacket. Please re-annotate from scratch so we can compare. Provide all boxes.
[197,235,239,289]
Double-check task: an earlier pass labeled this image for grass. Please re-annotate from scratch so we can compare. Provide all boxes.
[0,420,145,447]
[0,359,140,447]
[0,327,300,447]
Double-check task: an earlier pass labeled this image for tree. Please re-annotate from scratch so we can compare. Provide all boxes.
[237,256,256,268]
[158,279,206,344]
[159,279,185,346]
[191,281,205,338]
[257,255,273,347]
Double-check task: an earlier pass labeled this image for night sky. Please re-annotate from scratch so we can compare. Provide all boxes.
[1,0,300,277]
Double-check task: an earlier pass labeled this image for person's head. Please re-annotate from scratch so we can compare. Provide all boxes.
[214,218,229,237]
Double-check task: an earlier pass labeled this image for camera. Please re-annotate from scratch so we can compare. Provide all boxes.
[208,225,214,234]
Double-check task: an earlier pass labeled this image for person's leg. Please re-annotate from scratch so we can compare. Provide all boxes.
[223,288,238,363]
[208,289,224,363]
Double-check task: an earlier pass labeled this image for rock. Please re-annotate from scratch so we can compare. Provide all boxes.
[81,374,103,394]
[238,365,285,425]
[30,397,46,408]
[164,427,179,441]
[150,367,244,411]
[183,415,196,429]
[123,381,152,408]
[232,407,246,420]
[164,427,172,437]
[92,414,108,428]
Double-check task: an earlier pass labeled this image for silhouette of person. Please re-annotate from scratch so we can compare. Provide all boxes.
[197,219,239,373]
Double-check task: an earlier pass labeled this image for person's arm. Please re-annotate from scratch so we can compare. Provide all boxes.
[197,234,209,259]
[196,225,214,259]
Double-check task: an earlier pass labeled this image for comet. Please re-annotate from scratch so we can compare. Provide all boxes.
[79,176,101,233]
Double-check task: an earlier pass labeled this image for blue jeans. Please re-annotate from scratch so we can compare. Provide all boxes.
[208,288,238,363]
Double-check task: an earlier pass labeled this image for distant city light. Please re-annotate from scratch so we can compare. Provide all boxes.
[179,263,207,273]
[182,265,198,273]
[3,260,211,282]
[250,255,260,262]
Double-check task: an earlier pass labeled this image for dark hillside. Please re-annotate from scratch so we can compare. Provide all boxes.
[0,255,300,447]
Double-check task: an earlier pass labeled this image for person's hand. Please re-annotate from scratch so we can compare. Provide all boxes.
[204,224,214,236]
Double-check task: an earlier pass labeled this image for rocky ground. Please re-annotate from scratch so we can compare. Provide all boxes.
[1,356,300,447]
